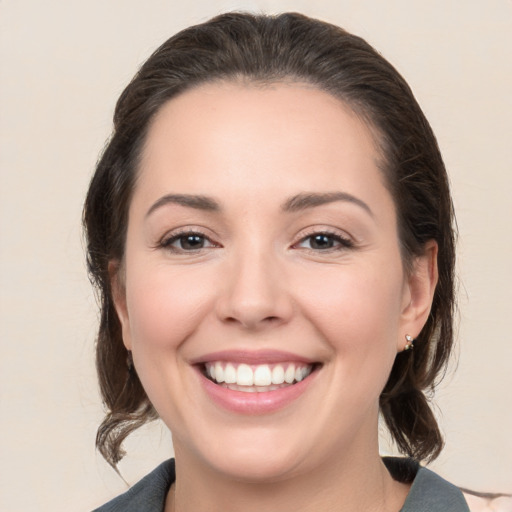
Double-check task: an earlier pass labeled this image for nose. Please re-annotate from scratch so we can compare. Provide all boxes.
[215,248,294,330]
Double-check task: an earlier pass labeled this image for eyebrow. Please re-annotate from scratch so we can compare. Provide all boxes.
[146,191,373,218]
[282,192,373,217]
[146,194,220,217]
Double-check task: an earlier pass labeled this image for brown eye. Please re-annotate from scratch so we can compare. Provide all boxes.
[296,232,353,251]
[309,234,336,250]
[177,234,206,250]
[161,232,217,252]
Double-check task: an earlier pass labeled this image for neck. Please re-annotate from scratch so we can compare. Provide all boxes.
[166,439,409,512]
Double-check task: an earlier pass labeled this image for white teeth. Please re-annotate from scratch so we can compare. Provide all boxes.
[254,365,272,386]
[224,363,236,384]
[205,361,314,388]
[214,362,224,383]
[271,365,285,385]
[237,364,254,386]
[284,365,295,384]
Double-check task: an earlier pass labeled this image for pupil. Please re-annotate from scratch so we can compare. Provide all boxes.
[181,235,204,250]
[311,234,333,249]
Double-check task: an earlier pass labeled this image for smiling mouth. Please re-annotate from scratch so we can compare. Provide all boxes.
[202,362,318,393]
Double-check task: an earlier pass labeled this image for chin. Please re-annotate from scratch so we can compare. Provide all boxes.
[208,447,306,483]
[175,422,312,484]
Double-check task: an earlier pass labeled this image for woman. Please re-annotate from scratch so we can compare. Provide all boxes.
[84,12,468,511]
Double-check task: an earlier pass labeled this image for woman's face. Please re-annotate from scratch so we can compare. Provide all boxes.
[115,82,435,481]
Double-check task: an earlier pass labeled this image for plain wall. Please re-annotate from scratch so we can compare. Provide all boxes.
[0,1,511,510]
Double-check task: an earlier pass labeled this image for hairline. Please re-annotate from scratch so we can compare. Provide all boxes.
[114,75,414,277]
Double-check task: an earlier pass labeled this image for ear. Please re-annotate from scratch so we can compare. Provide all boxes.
[109,259,132,350]
[399,240,438,351]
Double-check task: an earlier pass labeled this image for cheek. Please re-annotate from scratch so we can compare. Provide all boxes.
[295,262,404,358]
[124,262,215,353]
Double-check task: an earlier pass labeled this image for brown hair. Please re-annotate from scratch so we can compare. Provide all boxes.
[83,12,456,468]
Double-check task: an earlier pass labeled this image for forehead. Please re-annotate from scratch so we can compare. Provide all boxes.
[144,80,378,151]
[135,81,388,209]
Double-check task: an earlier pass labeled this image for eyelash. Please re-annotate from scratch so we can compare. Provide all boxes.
[159,229,219,253]
[159,228,354,254]
[293,230,354,252]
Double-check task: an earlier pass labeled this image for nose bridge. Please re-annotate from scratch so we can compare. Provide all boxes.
[217,238,292,329]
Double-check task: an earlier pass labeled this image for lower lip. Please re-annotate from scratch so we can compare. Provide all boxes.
[197,369,317,415]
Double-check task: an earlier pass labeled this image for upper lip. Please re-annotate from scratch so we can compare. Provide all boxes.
[189,349,317,365]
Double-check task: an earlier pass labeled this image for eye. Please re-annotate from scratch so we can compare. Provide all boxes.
[160,231,218,252]
[295,232,353,251]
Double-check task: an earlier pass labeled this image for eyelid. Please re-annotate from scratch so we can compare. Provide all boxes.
[291,226,355,251]
[158,226,221,252]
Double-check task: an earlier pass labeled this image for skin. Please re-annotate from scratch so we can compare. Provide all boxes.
[463,494,512,512]
[113,82,438,512]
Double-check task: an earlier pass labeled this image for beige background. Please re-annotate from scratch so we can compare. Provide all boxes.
[1,1,511,510]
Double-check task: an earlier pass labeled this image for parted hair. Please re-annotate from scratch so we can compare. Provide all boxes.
[84,12,456,468]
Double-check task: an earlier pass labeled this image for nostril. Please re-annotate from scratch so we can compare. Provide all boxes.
[223,314,282,328]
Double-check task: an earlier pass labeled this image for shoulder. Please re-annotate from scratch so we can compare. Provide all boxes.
[384,457,470,512]
[404,465,470,512]
[92,459,175,512]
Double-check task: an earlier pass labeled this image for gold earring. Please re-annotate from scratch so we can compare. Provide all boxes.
[404,334,415,351]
